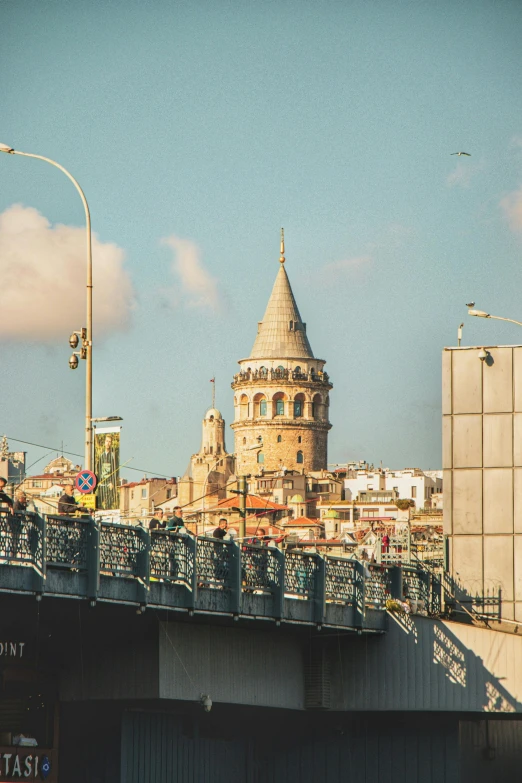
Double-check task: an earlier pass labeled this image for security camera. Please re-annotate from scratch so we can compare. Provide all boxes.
[69,333,79,349]
[478,348,489,361]
[69,354,79,370]
[200,694,212,713]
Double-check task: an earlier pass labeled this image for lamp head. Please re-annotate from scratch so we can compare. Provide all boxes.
[69,354,79,370]
[200,694,212,713]
[69,333,79,349]
[469,309,490,319]
[478,348,489,361]
[0,143,14,154]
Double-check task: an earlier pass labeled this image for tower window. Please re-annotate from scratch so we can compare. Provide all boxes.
[276,399,284,416]
[298,436,302,444]
[297,451,304,464]
[289,321,293,331]
[243,437,246,445]
[257,452,264,464]
[260,400,267,416]
[277,435,282,443]
[294,401,303,417]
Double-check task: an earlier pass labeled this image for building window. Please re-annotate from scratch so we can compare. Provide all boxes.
[294,401,303,417]
[257,452,264,464]
[276,399,284,416]
[131,491,134,500]
[166,489,171,499]
[32,480,42,488]
[297,451,304,464]
[283,480,293,489]
[141,488,147,499]
[298,436,302,444]
[277,435,282,443]
[411,486,417,498]
[260,400,267,416]
[243,437,246,445]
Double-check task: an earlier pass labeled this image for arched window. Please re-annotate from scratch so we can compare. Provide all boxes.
[260,400,267,416]
[298,436,302,444]
[277,435,282,443]
[294,392,305,418]
[294,366,301,374]
[297,451,304,464]
[259,366,268,378]
[277,365,285,372]
[276,399,284,415]
[257,452,264,464]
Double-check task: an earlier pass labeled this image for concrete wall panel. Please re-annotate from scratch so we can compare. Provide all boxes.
[483,348,513,412]
[483,414,513,468]
[452,415,482,468]
[516,470,522,533]
[484,535,513,602]
[514,536,522,602]
[443,469,452,534]
[452,535,483,595]
[483,468,513,534]
[443,416,452,469]
[452,350,482,414]
[453,470,482,534]
[442,350,452,414]
[514,347,522,411]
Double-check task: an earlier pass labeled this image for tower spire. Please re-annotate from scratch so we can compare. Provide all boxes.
[279,228,285,264]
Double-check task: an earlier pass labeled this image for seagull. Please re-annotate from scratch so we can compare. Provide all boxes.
[466,301,475,308]
[451,152,471,156]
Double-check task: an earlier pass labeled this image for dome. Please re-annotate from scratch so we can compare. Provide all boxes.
[324,509,340,519]
[289,494,304,503]
[204,407,223,421]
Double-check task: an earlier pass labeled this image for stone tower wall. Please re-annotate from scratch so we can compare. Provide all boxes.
[231,371,332,474]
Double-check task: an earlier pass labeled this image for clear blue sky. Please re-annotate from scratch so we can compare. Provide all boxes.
[2,0,522,478]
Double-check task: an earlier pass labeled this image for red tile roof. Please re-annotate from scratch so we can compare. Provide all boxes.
[210,494,287,511]
[283,516,324,527]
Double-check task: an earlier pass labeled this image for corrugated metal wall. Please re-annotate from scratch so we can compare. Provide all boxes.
[120,711,460,783]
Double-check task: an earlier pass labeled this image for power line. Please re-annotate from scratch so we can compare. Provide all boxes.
[5,435,175,478]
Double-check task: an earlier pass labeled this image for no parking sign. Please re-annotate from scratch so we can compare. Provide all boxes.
[75,469,97,494]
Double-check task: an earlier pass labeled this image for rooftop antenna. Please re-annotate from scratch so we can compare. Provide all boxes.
[280,228,285,264]
[458,322,464,347]
[210,376,216,409]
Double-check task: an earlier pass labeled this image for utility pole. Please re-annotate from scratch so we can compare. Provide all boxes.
[238,475,247,540]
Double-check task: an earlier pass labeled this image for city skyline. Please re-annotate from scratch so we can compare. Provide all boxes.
[2,1,522,478]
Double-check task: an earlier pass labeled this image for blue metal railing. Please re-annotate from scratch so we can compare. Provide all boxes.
[0,510,449,628]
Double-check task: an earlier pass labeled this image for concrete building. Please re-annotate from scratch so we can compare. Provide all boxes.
[231,233,332,475]
[177,407,235,510]
[443,344,522,620]
[343,466,442,506]
[119,476,177,520]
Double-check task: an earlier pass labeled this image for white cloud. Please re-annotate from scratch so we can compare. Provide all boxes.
[500,186,522,232]
[0,204,134,341]
[161,234,220,311]
[323,255,372,276]
[446,161,475,188]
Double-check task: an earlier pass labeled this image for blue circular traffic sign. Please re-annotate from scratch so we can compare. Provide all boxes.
[75,469,97,494]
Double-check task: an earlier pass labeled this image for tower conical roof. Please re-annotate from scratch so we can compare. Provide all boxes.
[249,262,314,360]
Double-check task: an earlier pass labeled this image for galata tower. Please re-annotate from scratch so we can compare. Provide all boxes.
[231,231,332,475]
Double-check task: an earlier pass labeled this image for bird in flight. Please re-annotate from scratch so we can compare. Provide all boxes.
[466,301,475,308]
[451,152,471,156]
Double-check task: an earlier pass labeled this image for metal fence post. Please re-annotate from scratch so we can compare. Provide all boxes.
[388,565,403,601]
[31,512,46,595]
[271,547,285,620]
[313,554,326,626]
[229,540,241,615]
[86,516,100,603]
[354,559,366,628]
[185,533,197,610]
[136,524,150,607]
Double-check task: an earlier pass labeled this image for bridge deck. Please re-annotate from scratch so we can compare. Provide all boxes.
[0,511,444,632]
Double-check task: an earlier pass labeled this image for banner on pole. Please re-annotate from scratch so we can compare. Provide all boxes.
[94,427,121,510]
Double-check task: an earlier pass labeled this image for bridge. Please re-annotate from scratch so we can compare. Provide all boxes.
[0,510,442,632]
[1,510,522,782]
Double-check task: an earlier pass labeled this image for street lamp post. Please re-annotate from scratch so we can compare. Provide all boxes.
[0,142,94,469]
[468,309,522,329]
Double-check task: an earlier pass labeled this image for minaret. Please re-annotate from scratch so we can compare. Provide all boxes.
[231,231,332,474]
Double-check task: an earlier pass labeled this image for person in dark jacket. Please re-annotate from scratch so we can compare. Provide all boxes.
[0,477,13,509]
[13,490,29,512]
[213,518,228,539]
[58,483,87,516]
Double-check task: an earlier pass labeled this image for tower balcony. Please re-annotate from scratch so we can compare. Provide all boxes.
[232,367,332,388]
